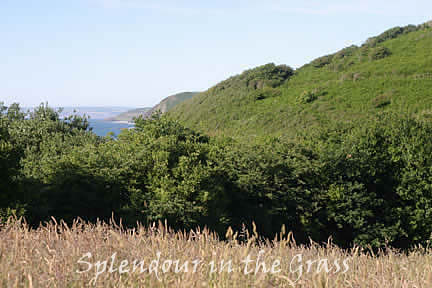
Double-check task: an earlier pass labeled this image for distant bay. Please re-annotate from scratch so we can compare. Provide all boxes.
[57,107,134,137]
[21,106,137,137]
[88,119,134,137]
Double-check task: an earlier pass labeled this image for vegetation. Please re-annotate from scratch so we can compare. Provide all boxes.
[1,218,432,287]
[2,21,432,286]
[368,46,392,61]
[169,22,432,141]
[296,88,327,104]
[365,25,421,47]
[109,92,199,122]
[148,92,199,114]
[1,101,432,250]
[106,107,152,122]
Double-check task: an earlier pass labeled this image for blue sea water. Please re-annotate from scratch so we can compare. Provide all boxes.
[21,106,136,137]
[88,119,134,137]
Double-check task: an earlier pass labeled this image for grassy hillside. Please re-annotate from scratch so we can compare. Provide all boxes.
[107,107,152,122]
[149,92,199,115]
[170,21,432,141]
[108,92,198,122]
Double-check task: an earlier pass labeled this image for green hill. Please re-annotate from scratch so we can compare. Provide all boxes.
[170,21,432,141]
[109,92,198,122]
[107,107,152,122]
[146,91,198,116]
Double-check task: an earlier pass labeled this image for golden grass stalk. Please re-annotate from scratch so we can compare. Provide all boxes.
[1,217,431,287]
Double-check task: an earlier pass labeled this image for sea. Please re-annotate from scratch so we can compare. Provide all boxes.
[18,106,137,137]
[88,119,134,137]
[59,107,135,137]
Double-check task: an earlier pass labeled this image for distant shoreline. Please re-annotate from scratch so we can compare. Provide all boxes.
[108,120,134,125]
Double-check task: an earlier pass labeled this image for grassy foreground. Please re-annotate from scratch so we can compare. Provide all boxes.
[1,218,432,287]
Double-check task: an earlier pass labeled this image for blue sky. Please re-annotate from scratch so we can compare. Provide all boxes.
[1,0,431,107]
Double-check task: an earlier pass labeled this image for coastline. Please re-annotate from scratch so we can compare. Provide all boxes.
[109,120,134,124]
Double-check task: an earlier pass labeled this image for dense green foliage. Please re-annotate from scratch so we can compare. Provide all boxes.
[170,22,432,141]
[1,102,432,249]
[0,103,92,220]
[304,114,432,248]
[0,105,22,219]
[365,25,421,47]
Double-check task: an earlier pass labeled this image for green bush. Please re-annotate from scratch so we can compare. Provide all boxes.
[311,55,334,68]
[365,25,420,47]
[0,104,25,222]
[3,102,432,250]
[252,87,282,101]
[369,46,392,61]
[372,92,392,108]
[334,45,358,60]
[297,89,327,104]
[244,63,294,88]
[309,114,432,248]
[212,63,294,92]
[298,90,317,103]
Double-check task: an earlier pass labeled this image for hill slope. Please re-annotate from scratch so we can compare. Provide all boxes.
[109,92,198,122]
[170,21,432,140]
[107,107,152,122]
[144,91,198,117]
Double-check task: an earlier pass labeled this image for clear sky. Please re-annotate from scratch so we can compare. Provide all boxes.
[1,0,431,107]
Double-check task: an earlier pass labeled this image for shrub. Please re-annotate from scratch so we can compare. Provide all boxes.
[365,25,420,47]
[359,45,370,56]
[212,63,294,93]
[0,105,26,222]
[369,46,392,61]
[252,87,281,101]
[329,62,344,72]
[334,45,358,60]
[372,92,392,108]
[310,114,432,248]
[4,102,432,251]
[244,63,294,88]
[311,55,333,68]
[366,27,403,47]
[403,24,419,34]
[297,89,327,104]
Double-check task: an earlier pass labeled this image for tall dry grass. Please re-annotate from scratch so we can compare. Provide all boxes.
[1,217,432,287]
